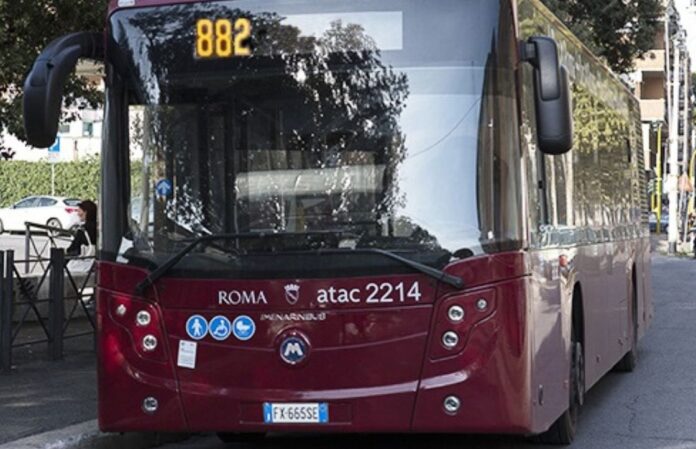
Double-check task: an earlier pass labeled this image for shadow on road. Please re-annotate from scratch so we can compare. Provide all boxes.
[210,433,531,449]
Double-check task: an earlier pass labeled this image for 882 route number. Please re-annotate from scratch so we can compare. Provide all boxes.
[316,281,422,305]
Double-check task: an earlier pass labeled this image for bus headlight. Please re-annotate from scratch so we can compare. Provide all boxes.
[442,331,459,349]
[142,335,158,352]
[142,396,159,414]
[110,294,168,362]
[443,395,461,414]
[136,310,152,327]
[447,305,465,322]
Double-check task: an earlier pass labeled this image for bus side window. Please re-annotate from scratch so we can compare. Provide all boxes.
[552,152,571,227]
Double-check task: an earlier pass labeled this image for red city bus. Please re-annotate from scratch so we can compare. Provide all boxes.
[23,0,651,444]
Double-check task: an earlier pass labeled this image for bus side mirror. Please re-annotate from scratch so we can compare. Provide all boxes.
[522,36,573,155]
[23,32,103,148]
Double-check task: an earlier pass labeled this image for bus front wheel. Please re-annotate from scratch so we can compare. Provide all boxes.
[614,275,638,372]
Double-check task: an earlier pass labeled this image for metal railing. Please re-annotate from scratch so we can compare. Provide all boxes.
[0,224,96,372]
[23,222,75,274]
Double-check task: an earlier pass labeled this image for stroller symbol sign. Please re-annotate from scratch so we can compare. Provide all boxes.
[232,315,256,341]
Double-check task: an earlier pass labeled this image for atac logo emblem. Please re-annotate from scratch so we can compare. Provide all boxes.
[284,283,300,305]
[279,335,309,365]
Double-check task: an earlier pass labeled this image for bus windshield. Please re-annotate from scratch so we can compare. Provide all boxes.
[108,0,522,275]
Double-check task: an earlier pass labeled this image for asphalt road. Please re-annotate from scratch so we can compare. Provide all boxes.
[154,254,696,449]
[0,234,69,273]
[0,333,96,444]
[0,234,34,256]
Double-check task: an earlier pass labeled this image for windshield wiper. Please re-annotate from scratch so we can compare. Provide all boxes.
[133,230,358,295]
[314,248,464,289]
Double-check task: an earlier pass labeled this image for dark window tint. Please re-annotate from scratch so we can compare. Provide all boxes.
[15,198,38,209]
[105,0,524,273]
[64,199,81,206]
[82,122,94,137]
[39,198,58,207]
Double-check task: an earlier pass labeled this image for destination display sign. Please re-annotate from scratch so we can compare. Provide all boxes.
[195,18,251,59]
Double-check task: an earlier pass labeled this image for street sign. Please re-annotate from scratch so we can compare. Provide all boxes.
[48,137,61,164]
[156,179,173,198]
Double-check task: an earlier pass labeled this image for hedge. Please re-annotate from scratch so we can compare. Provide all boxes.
[0,159,141,207]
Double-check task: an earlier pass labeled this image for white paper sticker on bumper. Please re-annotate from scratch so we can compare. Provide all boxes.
[177,340,197,369]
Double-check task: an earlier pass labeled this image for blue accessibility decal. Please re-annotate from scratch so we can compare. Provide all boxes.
[185,315,208,341]
[232,315,256,341]
[208,316,232,341]
[155,179,173,198]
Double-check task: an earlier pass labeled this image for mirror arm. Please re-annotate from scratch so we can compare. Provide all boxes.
[521,37,561,101]
[23,32,104,148]
[521,41,537,66]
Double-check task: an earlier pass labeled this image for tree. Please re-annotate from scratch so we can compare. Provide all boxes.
[542,0,664,74]
[0,0,107,149]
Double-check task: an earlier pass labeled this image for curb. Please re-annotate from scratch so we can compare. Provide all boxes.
[0,420,190,449]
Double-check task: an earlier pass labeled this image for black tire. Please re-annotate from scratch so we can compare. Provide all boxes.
[535,319,584,445]
[615,276,638,372]
[217,433,266,445]
[46,218,62,228]
[46,218,62,236]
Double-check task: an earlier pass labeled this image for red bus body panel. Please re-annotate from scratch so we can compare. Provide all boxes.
[97,252,542,433]
[98,239,651,434]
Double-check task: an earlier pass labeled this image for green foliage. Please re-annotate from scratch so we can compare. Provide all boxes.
[0,0,107,143]
[0,159,141,207]
[541,0,664,74]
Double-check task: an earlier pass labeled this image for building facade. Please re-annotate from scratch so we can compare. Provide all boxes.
[1,62,104,162]
[632,1,692,188]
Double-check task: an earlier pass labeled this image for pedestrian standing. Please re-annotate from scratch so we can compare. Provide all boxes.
[67,200,97,257]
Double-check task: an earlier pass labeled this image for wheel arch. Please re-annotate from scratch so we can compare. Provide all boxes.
[46,217,62,226]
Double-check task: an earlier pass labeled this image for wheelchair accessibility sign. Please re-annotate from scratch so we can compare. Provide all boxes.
[186,315,208,341]
[209,316,232,341]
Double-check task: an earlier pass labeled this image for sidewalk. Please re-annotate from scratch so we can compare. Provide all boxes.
[650,232,695,256]
[0,323,189,449]
[0,329,96,444]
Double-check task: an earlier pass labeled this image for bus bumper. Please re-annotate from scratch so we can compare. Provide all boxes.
[97,277,532,434]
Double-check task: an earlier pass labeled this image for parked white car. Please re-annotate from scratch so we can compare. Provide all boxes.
[0,196,82,233]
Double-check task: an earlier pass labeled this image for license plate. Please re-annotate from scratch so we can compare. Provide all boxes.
[263,402,329,424]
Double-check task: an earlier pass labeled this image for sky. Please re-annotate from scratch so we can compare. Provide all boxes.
[675,0,696,66]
